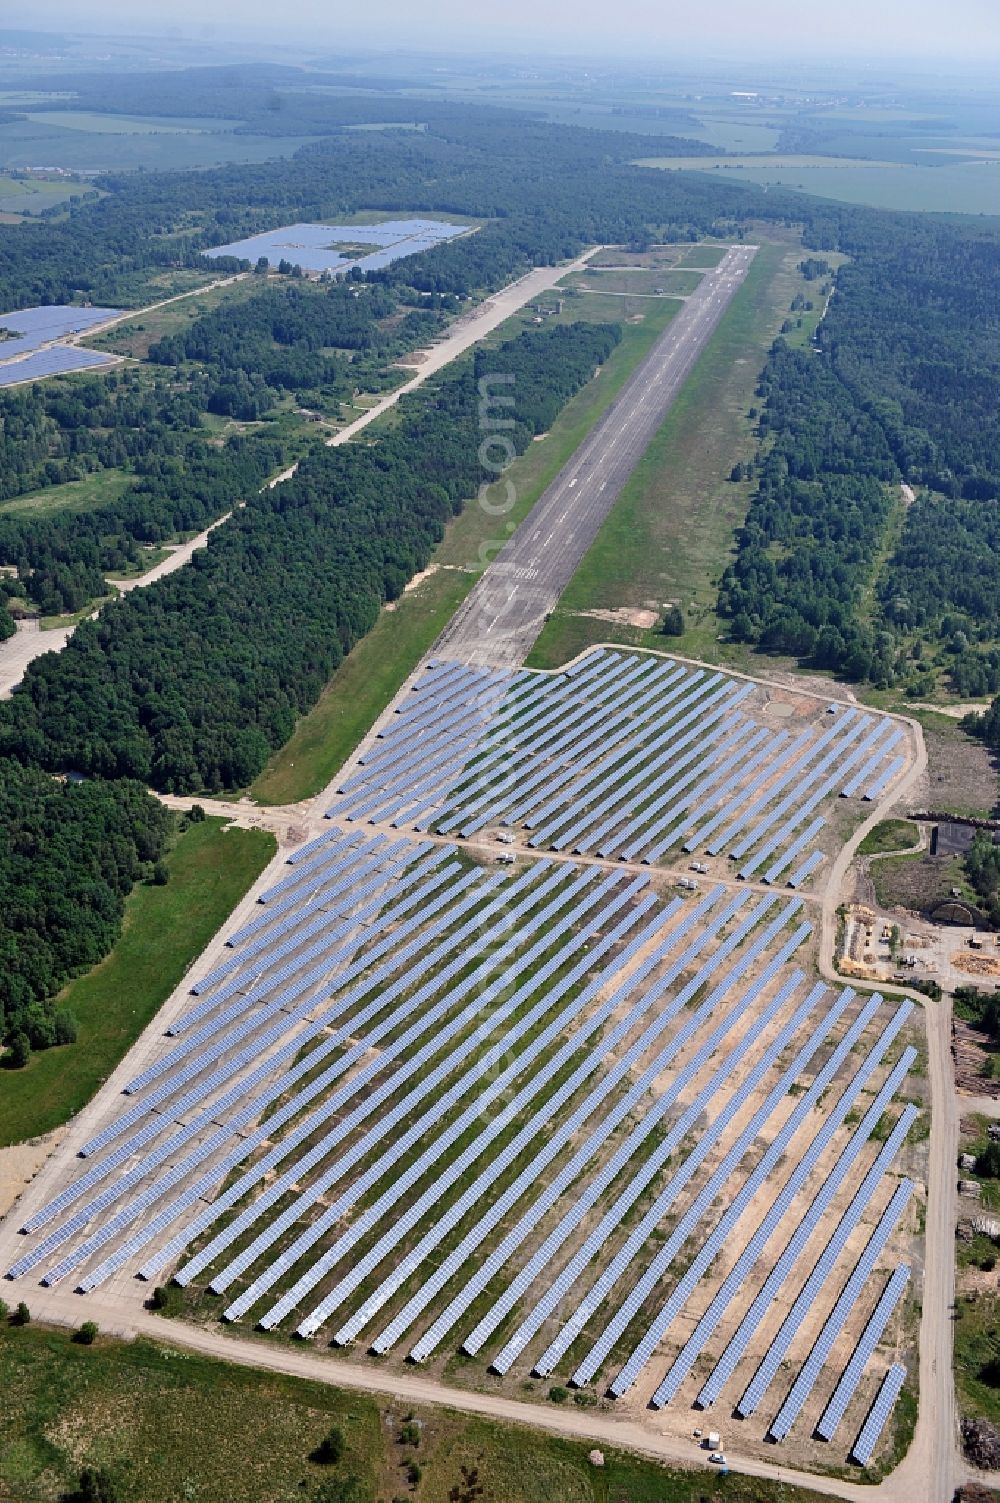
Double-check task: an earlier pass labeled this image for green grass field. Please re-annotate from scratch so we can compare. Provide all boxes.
[0,469,132,519]
[858,820,921,856]
[676,244,728,268]
[0,172,89,216]
[252,295,681,805]
[527,236,804,670]
[563,267,704,297]
[0,1322,836,1503]
[0,817,275,1147]
[955,1291,1000,1428]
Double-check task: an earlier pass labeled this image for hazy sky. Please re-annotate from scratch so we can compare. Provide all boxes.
[8,0,1000,63]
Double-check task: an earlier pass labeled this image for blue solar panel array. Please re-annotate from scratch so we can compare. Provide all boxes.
[332,648,908,886]
[203,218,465,275]
[0,305,121,386]
[816,1265,910,1442]
[0,343,118,386]
[0,304,119,357]
[3,648,916,1469]
[851,1363,907,1466]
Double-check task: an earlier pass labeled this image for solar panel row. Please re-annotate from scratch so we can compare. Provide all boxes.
[0,344,118,386]
[851,1363,907,1465]
[597,992,904,1397]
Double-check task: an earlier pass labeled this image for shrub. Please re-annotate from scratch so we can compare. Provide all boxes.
[63,1468,121,1503]
[313,1474,363,1503]
[311,1425,345,1465]
[7,1031,30,1068]
[661,604,684,637]
[75,1320,99,1345]
[53,1008,78,1045]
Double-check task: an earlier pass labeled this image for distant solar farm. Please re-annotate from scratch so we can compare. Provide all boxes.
[202,216,468,275]
[0,304,121,386]
[5,646,922,1477]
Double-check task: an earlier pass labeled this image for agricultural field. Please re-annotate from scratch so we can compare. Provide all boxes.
[22,111,245,135]
[638,153,904,171]
[0,113,320,172]
[0,171,91,216]
[637,152,1000,214]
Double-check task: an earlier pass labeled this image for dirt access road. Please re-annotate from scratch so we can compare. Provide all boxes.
[818,719,963,1503]
[267,248,604,485]
[0,510,232,698]
[13,1284,903,1503]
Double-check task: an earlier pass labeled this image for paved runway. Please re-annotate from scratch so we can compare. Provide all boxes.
[433,244,757,670]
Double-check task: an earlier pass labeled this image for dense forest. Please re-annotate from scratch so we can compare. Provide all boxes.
[0,424,284,619]
[0,764,172,1065]
[147,277,448,418]
[717,339,899,683]
[963,697,1000,750]
[719,221,1000,692]
[0,320,619,792]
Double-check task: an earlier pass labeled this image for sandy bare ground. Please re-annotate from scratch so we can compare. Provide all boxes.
[574,605,660,629]
[0,511,232,697]
[0,617,73,698]
[911,702,990,720]
[0,1129,64,1219]
[153,792,316,842]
